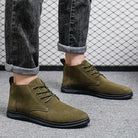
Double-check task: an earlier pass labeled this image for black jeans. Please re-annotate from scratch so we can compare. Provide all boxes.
[5,0,91,75]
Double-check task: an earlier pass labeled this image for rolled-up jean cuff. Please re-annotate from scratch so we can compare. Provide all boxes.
[57,42,87,53]
[5,63,39,75]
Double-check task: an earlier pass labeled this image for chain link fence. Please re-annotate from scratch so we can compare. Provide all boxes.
[0,0,138,70]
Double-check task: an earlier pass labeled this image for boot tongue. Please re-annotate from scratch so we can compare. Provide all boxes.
[29,77,44,87]
[80,60,92,67]
[80,60,106,79]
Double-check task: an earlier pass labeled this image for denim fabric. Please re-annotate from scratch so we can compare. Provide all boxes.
[5,0,91,75]
[58,0,91,53]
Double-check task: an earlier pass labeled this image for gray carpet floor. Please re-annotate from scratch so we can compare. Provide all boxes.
[0,71,138,138]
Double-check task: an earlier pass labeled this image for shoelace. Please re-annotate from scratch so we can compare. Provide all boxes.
[82,65,103,78]
[32,84,57,103]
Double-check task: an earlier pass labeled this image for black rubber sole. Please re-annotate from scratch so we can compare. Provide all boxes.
[61,86,133,100]
[7,110,90,128]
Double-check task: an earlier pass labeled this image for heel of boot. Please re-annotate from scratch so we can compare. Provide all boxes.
[61,86,82,93]
[61,86,73,93]
[7,110,23,120]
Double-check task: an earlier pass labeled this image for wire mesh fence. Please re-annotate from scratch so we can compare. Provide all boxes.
[0,0,138,69]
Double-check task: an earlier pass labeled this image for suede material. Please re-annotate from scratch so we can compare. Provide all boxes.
[62,59,132,95]
[8,77,88,123]
[8,84,17,111]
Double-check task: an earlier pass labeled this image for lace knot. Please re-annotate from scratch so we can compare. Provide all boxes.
[32,85,57,103]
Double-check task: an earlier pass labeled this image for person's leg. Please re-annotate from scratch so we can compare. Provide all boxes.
[58,0,133,100]
[65,53,85,66]
[5,0,41,75]
[5,0,89,128]
[5,0,42,84]
[13,73,37,85]
[58,0,91,65]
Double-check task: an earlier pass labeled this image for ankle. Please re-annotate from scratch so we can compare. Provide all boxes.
[65,53,85,66]
[13,73,38,85]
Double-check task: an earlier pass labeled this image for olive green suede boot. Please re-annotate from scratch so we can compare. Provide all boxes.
[7,76,89,128]
[61,59,133,100]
